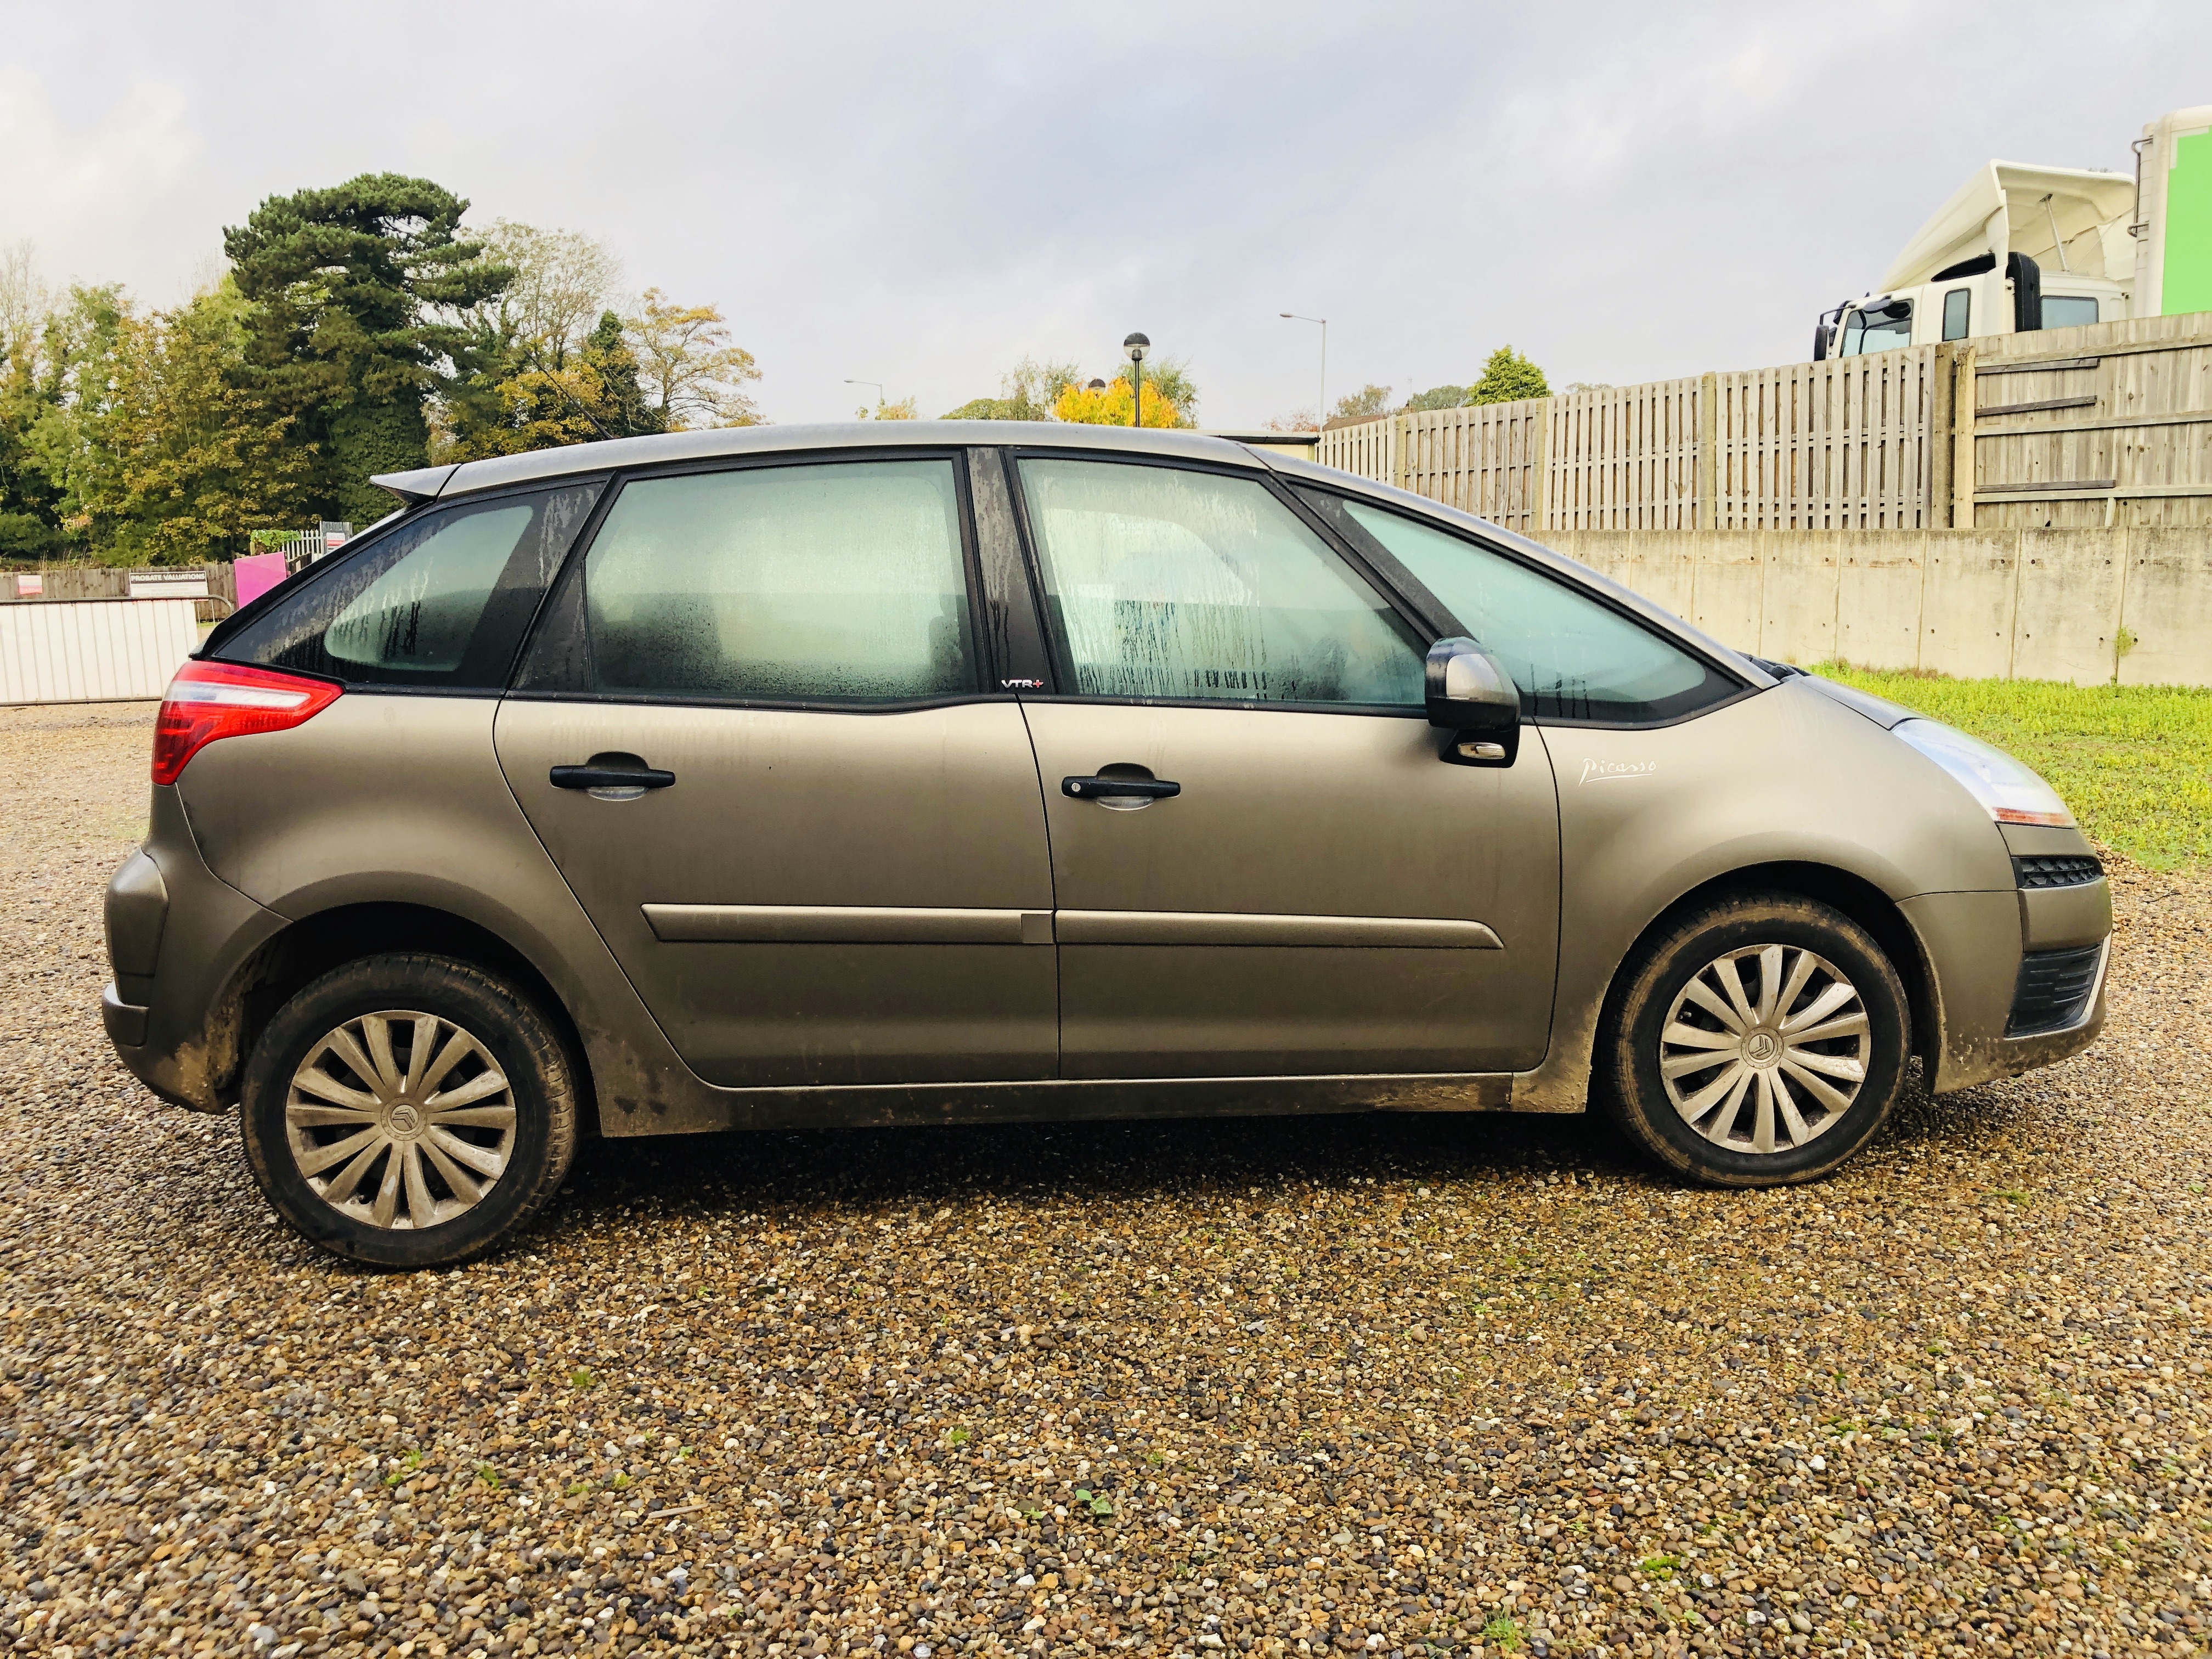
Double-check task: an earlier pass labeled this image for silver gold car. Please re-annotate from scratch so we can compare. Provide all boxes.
[101,425,2112,1266]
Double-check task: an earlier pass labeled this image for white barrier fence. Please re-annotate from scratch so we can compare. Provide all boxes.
[0,597,199,706]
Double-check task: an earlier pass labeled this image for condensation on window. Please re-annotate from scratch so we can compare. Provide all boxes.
[582,461,975,701]
[218,483,602,687]
[324,504,536,672]
[1019,459,1421,707]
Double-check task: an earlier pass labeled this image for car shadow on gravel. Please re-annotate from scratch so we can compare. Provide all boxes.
[534,1055,1962,1246]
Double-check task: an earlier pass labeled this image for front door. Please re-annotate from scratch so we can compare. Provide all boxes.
[1009,454,1560,1079]
[496,454,1057,1089]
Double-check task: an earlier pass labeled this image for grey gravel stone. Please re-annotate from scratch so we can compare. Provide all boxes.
[3,701,2210,1659]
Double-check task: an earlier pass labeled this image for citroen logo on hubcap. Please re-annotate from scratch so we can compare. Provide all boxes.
[387,1103,422,1137]
[1745,1031,1779,1065]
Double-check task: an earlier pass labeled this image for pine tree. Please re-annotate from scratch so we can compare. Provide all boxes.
[224,174,511,523]
[1468,346,1550,405]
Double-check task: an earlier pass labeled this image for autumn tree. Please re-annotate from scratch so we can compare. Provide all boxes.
[1329,383,1394,422]
[1403,384,1469,411]
[1054,376,1184,427]
[629,289,760,429]
[438,218,667,459]
[224,173,512,523]
[941,356,1082,420]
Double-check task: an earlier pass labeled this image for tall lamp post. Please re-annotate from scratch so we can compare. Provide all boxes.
[1279,313,1326,430]
[844,379,883,416]
[1124,332,1149,428]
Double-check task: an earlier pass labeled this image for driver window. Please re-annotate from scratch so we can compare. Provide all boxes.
[1017,458,1423,708]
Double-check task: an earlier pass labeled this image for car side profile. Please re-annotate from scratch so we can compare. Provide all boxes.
[101,424,2113,1266]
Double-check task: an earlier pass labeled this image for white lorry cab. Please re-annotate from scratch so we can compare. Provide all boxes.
[1815,106,2211,359]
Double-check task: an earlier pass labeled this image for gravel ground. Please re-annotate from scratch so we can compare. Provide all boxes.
[4,701,2211,1659]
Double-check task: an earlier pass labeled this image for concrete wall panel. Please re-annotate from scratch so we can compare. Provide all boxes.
[1759,536,1842,665]
[2118,528,2212,686]
[2013,531,2126,684]
[1688,532,1764,657]
[1917,531,2019,680]
[1835,532,1926,670]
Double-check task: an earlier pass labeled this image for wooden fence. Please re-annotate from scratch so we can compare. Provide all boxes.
[1960,313,2212,529]
[1318,314,2211,534]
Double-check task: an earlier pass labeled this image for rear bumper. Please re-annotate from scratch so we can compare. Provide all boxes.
[99,785,286,1113]
[1901,887,2110,1093]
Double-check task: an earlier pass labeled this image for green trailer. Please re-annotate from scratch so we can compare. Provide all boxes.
[2135,105,2212,317]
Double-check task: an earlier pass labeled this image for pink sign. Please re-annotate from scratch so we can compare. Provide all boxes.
[18,573,42,596]
[233,551,288,608]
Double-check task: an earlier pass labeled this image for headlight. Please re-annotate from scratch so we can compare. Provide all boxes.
[1890,718,2074,827]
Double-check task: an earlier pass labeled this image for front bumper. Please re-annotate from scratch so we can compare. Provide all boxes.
[1901,878,2112,1093]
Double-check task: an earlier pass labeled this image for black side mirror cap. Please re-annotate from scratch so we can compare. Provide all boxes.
[1425,637,1522,766]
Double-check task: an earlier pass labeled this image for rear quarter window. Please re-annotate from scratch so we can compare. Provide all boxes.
[213,483,603,689]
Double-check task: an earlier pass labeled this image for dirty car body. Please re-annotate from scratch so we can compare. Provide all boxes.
[99,423,2111,1262]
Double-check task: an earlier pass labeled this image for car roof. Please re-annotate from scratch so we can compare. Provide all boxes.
[373,421,1267,504]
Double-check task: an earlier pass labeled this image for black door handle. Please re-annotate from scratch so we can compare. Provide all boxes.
[1063,775,1181,800]
[551,764,676,791]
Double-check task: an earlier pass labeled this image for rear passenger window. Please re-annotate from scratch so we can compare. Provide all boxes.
[215,484,602,688]
[532,459,977,702]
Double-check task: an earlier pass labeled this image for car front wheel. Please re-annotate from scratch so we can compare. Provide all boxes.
[1601,893,1909,1186]
[239,952,579,1267]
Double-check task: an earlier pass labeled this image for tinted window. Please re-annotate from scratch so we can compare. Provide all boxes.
[552,459,976,701]
[1330,499,1740,724]
[1017,458,1422,708]
[217,484,601,687]
[2042,295,2100,329]
[1942,287,1972,341]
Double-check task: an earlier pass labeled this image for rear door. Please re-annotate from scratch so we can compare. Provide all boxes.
[1008,454,1561,1080]
[494,452,1057,1090]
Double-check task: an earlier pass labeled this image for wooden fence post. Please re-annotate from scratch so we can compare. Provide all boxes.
[1697,371,1719,530]
[1950,346,1977,530]
[1928,343,1955,527]
[1532,405,1551,534]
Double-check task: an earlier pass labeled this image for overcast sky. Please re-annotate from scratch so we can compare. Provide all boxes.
[4,0,2207,426]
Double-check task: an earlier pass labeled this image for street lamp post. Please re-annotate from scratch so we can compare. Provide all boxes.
[1279,313,1327,430]
[1124,333,1150,428]
[844,379,883,417]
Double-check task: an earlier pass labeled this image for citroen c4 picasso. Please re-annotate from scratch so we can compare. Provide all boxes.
[101,424,2113,1266]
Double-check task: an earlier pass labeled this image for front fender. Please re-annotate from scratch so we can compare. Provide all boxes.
[1511,680,2013,1110]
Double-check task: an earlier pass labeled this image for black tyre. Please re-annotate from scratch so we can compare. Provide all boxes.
[1601,893,1908,1187]
[240,952,579,1267]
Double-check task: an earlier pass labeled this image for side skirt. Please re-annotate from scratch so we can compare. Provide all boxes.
[599,1070,1527,1137]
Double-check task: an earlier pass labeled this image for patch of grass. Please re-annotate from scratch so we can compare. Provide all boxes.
[1481,1615,1527,1651]
[1817,665,2212,871]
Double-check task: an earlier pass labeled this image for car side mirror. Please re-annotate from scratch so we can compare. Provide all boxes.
[1425,637,1521,766]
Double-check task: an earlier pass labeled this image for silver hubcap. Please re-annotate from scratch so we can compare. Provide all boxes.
[284,1010,515,1230]
[1660,944,1870,1155]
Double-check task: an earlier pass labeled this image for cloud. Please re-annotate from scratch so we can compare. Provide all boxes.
[2,0,2208,422]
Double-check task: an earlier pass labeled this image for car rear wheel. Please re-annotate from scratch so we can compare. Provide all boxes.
[1601,893,1909,1186]
[240,953,578,1267]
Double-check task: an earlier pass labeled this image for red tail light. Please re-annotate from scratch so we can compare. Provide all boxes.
[151,661,343,786]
